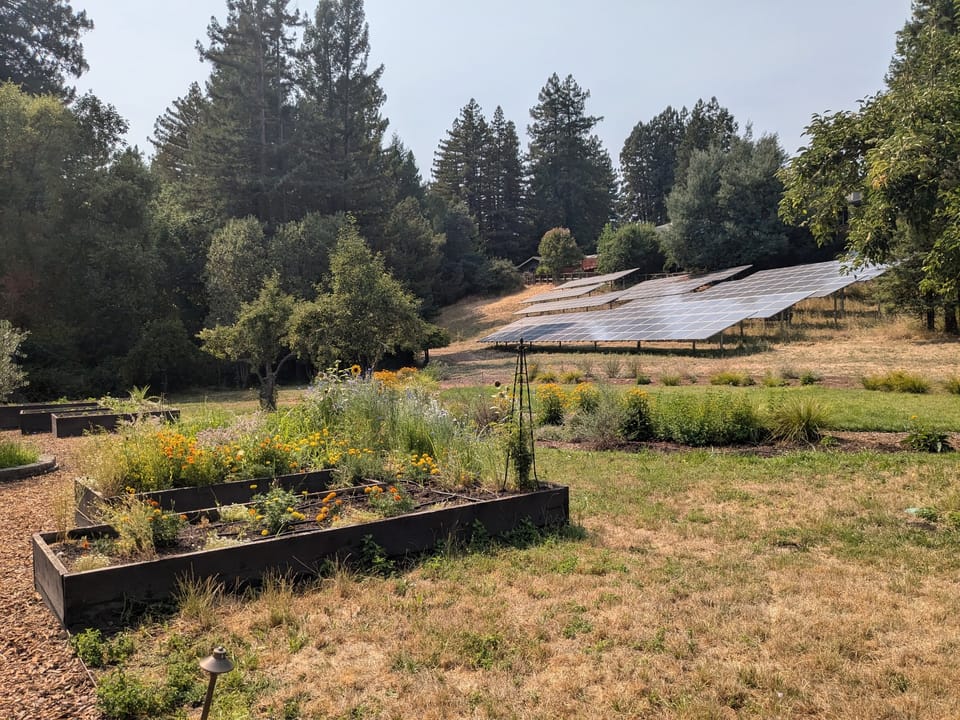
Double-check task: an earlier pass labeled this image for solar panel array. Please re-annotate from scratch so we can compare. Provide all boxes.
[515,291,626,315]
[616,265,752,301]
[482,260,888,344]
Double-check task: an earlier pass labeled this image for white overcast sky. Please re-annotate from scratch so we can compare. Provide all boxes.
[73,0,912,176]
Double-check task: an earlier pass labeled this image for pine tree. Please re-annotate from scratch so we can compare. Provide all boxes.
[674,97,738,183]
[619,106,686,225]
[485,106,527,261]
[0,0,93,99]
[527,73,615,252]
[294,0,388,218]
[194,0,300,226]
[432,98,493,235]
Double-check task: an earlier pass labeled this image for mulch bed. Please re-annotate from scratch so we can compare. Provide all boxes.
[0,430,99,720]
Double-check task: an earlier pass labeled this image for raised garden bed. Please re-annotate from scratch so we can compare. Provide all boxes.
[0,401,103,430]
[35,482,569,630]
[51,408,181,438]
[74,469,336,526]
[14,403,104,433]
[0,454,57,481]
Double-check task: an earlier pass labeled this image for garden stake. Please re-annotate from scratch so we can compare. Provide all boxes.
[503,338,538,490]
[199,646,234,720]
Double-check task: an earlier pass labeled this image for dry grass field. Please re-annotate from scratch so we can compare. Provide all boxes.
[7,281,960,719]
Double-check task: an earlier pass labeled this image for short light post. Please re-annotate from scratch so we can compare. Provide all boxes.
[199,646,234,720]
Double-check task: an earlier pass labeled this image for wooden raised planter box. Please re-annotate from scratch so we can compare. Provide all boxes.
[13,403,104,434]
[35,483,569,631]
[51,408,181,438]
[74,469,336,527]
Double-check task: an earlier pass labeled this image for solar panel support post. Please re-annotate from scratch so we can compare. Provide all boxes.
[718,333,724,353]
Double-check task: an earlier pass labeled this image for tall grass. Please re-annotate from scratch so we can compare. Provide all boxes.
[0,439,39,468]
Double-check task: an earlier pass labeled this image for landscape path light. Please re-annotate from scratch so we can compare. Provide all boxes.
[199,646,234,720]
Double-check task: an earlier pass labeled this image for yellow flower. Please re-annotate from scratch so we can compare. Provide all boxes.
[261,529,269,536]
[249,484,257,489]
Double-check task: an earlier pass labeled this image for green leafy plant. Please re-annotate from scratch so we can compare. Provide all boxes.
[250,486,305,535]
[903,416,952,453]
[618,388,653,441]
[799,370,822,385]
[364,483,415,516]
[535,383,567,426]
[710,370,755,387]
[652,392,763,446]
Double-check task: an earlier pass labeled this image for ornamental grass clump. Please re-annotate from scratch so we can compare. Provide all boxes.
[862,370,930,393]
[767,397,832,443]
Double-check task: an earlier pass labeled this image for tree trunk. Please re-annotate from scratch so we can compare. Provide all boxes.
[945,303,959,335]
[258,373,278,412]
[926,308,936,331]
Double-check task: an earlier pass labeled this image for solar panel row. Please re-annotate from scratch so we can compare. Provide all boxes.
[482,260,888,345]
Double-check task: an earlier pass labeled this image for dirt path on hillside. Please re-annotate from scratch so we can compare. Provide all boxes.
[0,430,99,719]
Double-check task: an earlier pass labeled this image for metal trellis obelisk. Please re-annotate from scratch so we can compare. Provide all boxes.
[503,339,538,490]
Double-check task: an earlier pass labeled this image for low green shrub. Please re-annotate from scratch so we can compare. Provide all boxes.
[535,383,567,426]
[536,371,557,383]
[570,382,600,413]
[862,370,930,393]
[710,370,755,387]
[651,392,763,446]
[944,376,960,395]
[635,373,652,385]
[560,370,584,384]
[660,373,682,386]
[601,357,623,379]
[799,370,822,386]
[762,371,790,387]
[618,388,653,441]
[903,416,952,453]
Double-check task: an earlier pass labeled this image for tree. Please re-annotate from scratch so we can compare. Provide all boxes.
[204,216,273,324]
[527,73,616,251]
[665,134,789,271]
[432,99,492,232]
[779,0,960,331]
[192,0,300,225]
[376,197,443,308]
[620,106,686,225]
[674,97,738,182]
[0,0,93,98]
[485,106,527,261]
[293,0,388,218]
[0,321,28,401]
[596,223,665,275]
[537,227,582,282]
[199,273,300,410]
[293,221,426,369]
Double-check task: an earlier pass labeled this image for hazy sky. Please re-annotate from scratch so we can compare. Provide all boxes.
[73,0,912,177]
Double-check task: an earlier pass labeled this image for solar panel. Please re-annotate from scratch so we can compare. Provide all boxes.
[514,290,627,315]
[553,268,639,289]
[617,265,752,300]
[521,284,604,303]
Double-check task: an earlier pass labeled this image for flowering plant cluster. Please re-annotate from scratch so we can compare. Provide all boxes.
[364,484,414,516]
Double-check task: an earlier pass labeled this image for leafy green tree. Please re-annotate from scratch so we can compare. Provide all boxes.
[779,0,960,331]
[293,0,388,218]
[527,73,616,252]
[0,320,28,401]
[665,134,789,271]
[271,212,345,298]
[620,106,686,225]
[375,197,443,308]
[596,223,665,274]
[537,227,582,282]
[0,0,93,98]
[199,274,301,410]
[293,222,426,369]
[205,216,273,324]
